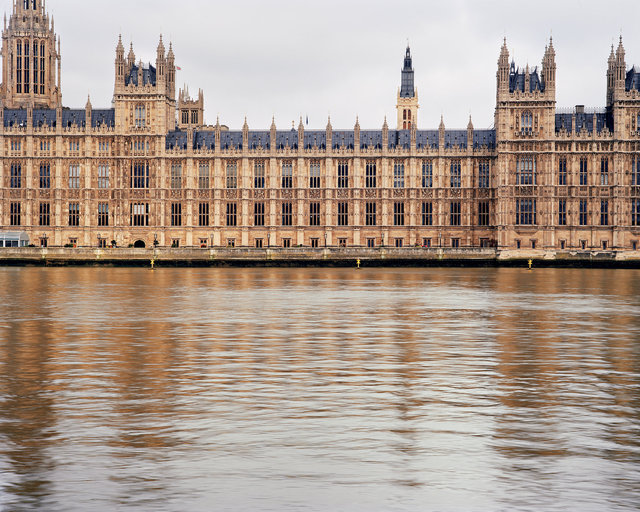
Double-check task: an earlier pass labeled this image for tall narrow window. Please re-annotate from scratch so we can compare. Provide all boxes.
[393,202,405,226]
[282,202,293,226]
[281,161,293,188]
[198,163,210,189]
[134,105,146,128]
[171,163,182,189]
[98,203,109,227]
[579,158,588,186]
[558,158,567,185]
[478,161,490,188]
[254,160,265,189]
[309,202,321,226]
[517,156,536,185]
[600,158,609,186]
[98,164,110,189]
[601,200,609,226]
[393,162,405,188]
[68,203,80,227]
[10,164,22,188]
[254,202,265,226]
[24,42,29,94]
[450,160,461,188]
[10,202,21,226]
[39,202,50,227]
[365,202,377,226]
[337,202,349,226]
[422,160,433,188]
[309,161,321,189]
[226,203,237,227]
[421,202,433,226]
[558,200,567,226]
[634,157,640,186]
[450,202,461,226]
[579,200,588,226]
[226,162,237,189]
[16,40,22,94]
[69,165,80,189]
[478,201,490,226]
[632,199,640,226]
[337,161,349,188]
[365,161,377,188]
[40,42,45,94]
[198,203,210,227]
[516,199,536,225]
[521,111,532,135]
[131,163,149,189]
[171,203,182,227]
[131,203,149,227]
[33,42,38,95]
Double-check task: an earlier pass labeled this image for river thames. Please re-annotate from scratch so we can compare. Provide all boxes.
[0,267,639,511]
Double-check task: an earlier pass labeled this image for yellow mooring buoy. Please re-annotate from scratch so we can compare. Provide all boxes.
[528,259,533,271]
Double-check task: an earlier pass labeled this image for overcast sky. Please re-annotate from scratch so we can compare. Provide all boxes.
[5,0,640,130]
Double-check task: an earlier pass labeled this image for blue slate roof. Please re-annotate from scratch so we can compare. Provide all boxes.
[303,131,326,149]
[125,64,157,87]
[166,131,188,150]
[332,130,355,150]
[91,109,115,128]
[389,130,411,149]
[360,130,383,149]
[194,131,215,150]
[416,130,439,149]
[33,109,56,127]
[444,130,467,149]
[555,112,612,134]
[473,130,496,149]
[62,109,86,127]
[220,131,244,150]
[250,131,271,150]
[509,63,545,93]
[626,67,640,92]
[275,131,298,150]
[3,109,27,127]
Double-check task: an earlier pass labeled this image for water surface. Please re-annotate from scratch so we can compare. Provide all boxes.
[0,267,639,511]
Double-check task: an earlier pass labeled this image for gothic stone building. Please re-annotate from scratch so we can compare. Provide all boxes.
[2,0,640,251]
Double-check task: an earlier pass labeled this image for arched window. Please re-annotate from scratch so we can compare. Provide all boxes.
[134,105,146,128]
[408,110,412,121]
[637,112,640,133]
[521,111,533,135]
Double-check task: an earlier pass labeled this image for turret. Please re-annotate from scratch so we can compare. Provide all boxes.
[127,43,136,70]
[542,37,556,93]
[497,38,510,98]
[396,46,419,130]
[166,42,176,100]
[156,35,166,83]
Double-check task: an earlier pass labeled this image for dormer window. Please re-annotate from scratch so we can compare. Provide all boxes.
[134,105,146,128]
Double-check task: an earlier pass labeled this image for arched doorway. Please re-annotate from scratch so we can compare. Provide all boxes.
[133,240,146,248]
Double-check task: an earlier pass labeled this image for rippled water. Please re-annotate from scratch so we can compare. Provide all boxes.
[0,267,639,511]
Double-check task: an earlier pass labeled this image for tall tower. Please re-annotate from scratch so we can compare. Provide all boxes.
[396,46,419,130]
[0,0,62,108]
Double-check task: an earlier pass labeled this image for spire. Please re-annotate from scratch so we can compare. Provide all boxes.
[467,115,473,131]
[243,116,249,132]
[127,43,135,68]
[399,45,415,98]
[157,34,165,56]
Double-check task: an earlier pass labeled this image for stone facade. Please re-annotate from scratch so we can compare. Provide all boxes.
[1,1,640,251]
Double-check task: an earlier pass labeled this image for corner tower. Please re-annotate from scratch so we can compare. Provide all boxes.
[396,46,419,130]
[0,0,61,108]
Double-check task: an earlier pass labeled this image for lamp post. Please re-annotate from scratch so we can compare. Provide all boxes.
[267,233,271,248]
[324,232,327,248]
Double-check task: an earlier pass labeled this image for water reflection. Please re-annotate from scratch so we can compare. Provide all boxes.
[0,267,639,511]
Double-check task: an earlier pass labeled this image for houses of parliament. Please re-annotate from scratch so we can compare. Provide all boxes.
[1,0,640,251]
